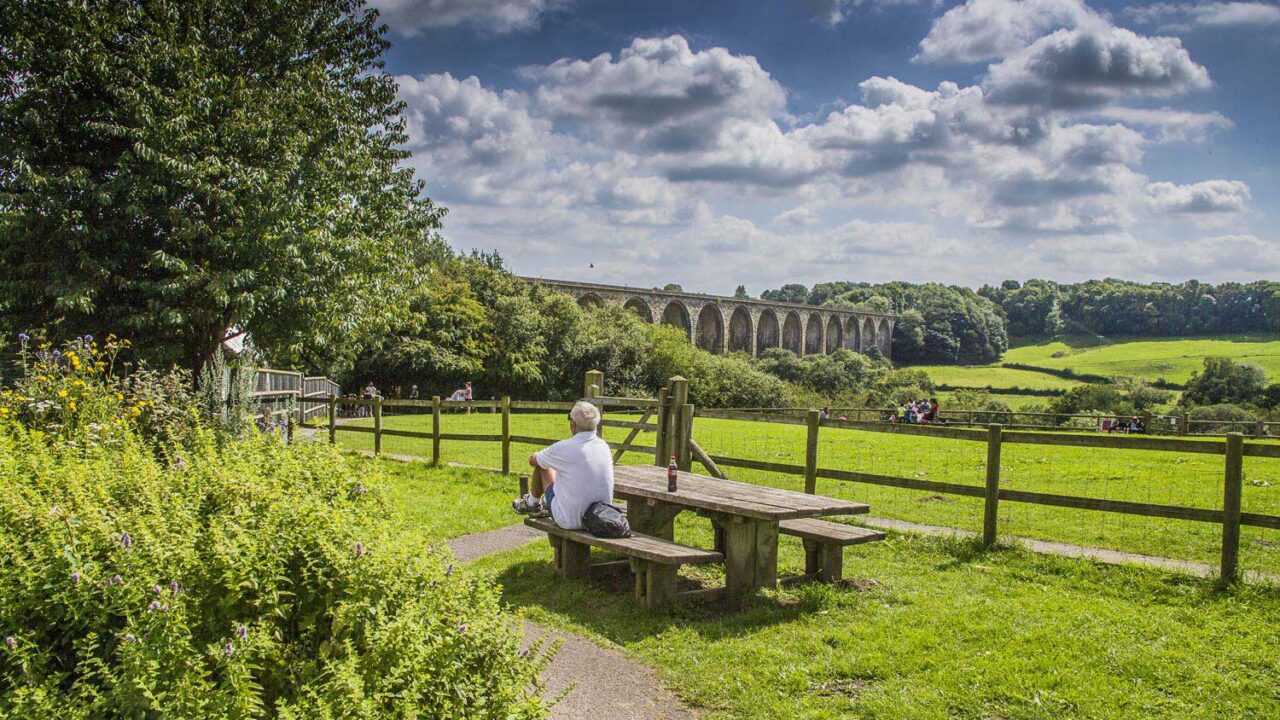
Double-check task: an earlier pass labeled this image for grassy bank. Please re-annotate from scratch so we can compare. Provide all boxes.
[1003,335,1280,385]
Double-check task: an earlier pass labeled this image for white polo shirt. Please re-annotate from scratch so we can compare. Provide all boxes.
[535,431,614,530]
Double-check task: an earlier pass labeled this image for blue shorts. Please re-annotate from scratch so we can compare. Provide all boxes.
[542,483,557,510]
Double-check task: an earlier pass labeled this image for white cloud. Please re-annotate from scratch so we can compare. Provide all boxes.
[1157,235,1280,279]
[1145,180,1252,215]
[984,26,1212,108]
[802,0,936,27]
[915,0,1105,64]
[393,30,1264,288]
[1125,2,1280,32]
[529,36,787,149]
[371,0,567,35]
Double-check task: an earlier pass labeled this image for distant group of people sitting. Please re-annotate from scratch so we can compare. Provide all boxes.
[1101,416,1145,434]
[890,398,940,424]
[340,380,475,417]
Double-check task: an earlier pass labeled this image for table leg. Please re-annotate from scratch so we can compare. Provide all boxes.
[626,498,682,540]
[719,516,779,605]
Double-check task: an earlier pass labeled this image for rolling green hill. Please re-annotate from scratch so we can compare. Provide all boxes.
[1002,335,1280,385]
[909,335,1280,408]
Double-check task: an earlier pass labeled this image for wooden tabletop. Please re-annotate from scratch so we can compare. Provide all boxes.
[612,465,869,521]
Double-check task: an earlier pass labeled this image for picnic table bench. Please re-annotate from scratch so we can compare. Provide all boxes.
[525,516,722,609]
[520,466,883,609]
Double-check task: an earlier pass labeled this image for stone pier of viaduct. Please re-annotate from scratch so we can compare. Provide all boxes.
[523,277,895,359]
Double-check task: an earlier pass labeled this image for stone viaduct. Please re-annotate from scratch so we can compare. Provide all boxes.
[522,277,895,359]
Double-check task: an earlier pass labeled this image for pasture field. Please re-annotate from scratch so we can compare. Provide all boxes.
[330,411,1280,579]
[935,390,1053,410]
[1003,335,1280,384]
[362,454,1280,720]
[911,364,1079,391]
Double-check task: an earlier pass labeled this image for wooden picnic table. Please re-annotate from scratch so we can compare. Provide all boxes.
[612,465,869,603]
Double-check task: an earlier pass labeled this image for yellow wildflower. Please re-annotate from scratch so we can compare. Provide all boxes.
[58,389,68,398]
[68,402,77,411]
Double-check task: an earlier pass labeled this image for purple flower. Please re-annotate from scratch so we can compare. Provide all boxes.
[356,482,367,495]
[236,625,248,640]
[4,636,14,650]
[119,532,133,550]
[456,623,467,635]
[224,642,235,657]
[147,600,163,612]
[52,350,60,359]
[72,571,81,584]
[123,633,136,644]
[110,575,122,586]
[153,584,164,595]
[17,333,29,343]
[83,334,94,343]
[353,541,366,558]
[174,456,186,469]
[169,580,181,596]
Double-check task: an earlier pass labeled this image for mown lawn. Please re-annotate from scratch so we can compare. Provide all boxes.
[366,456,1280,720]
[329,411,1280,579]
[936,390,1053,410]
[1003,335,1280,384]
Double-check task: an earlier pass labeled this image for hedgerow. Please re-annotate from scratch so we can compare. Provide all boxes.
[0,336,547,718]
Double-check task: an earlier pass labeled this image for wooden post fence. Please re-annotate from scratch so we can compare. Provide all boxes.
[667,377,690,470]
[983,423,1003,547]
[431,396,441,465]
[1220,432,1244,583]
[653,387,669,467]
[373,396,382,456]
[804,409,820,494]
[327,396,336,444]
[501,396,511,474]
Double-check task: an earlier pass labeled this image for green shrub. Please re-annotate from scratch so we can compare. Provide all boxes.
[0,349,547,718]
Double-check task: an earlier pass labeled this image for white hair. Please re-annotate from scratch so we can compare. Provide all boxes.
[570,400,601,432]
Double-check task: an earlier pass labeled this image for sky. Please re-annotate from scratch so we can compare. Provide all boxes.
[371,0,1280,295]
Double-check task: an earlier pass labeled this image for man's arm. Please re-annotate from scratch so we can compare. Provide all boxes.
[528,452,541,468]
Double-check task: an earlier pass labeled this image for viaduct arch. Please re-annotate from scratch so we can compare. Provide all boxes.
[524,277,895,359]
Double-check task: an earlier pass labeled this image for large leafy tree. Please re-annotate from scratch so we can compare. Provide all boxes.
[1,0,443,374]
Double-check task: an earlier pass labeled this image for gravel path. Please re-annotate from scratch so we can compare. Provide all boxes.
[445,525,698,720]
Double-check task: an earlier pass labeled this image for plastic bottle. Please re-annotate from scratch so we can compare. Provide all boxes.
[667,456,678,492]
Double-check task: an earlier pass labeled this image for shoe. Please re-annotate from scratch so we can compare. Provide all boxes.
[512,494,542,515]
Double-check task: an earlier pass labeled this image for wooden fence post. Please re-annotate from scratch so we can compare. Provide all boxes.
[1178,414,1189,436]
[431,396,441,465]
[804,409,820,494]
[653,387,669,466]
[1254,420,1265,440]
[983,423,1003,547]
[666,377,689,468]
[373,397,383,455]
[1220,432,1244,583]
[501,396,511,474]
[679,403,694,472]
[583,370,604,400]
[327,396,337,445]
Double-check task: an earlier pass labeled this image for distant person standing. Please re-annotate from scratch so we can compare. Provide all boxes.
[409,384,419,400]
[819,406,831,420]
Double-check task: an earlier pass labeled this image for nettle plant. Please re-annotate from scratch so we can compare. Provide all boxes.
[0,338,548,718]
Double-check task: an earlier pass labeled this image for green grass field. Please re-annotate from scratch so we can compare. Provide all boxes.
[1003,335,1280,385]
[329,410,1280,579]
[912,364,1079,391]
[936,390,1053,410]
[362,452,1280,720]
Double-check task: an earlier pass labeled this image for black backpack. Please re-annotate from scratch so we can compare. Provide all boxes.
[582,502,631,538]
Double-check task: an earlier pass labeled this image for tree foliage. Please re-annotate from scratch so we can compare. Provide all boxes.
[1181,357,1268,407]
[979,279,1280,339]
[0,0,444,375]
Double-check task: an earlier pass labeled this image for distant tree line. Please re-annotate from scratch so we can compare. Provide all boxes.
[978,279,1280,338]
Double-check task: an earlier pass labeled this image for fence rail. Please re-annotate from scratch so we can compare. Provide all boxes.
[691,405,1279,582]
[719,405,1279,439]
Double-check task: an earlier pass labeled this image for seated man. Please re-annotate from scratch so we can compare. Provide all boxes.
[512,401,614,530]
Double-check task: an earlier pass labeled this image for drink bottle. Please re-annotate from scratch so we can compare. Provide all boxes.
[667,456,678,492]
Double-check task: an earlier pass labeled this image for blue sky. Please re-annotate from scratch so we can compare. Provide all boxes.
[373,0,1280,294]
